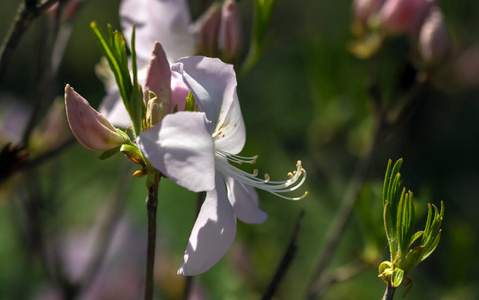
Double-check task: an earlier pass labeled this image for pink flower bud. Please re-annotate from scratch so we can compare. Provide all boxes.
[419,7,449,65]
[380,0,429,35]
[219,0,242,62]
[353,0,385,25]
[65,84,125,151]
[191,2,221,56]
[144,42,172,125]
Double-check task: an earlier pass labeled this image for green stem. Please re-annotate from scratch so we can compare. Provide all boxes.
[144,173,160,300]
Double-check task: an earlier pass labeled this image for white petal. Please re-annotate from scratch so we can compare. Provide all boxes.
[120,0,195,64]
[225,176,268,224]
[178,173,236,276]
[172,56,246,153]
[137,111,215,192]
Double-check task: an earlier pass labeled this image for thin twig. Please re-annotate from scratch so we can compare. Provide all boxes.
[382,284,396,300]
[0,0,59,81]
[262,210,305,300]
[144,174,160,300]
[21,137,76,171]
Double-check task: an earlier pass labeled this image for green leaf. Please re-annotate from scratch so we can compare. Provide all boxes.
[382,159,392,206]
[391,268,404,287]
[129,82,144,136]
[421,230,441,261]
[402,246,423,273]
[384,202,396,259]
[131,23,138,86]
[98,146,121,160]
[409,231,423,248]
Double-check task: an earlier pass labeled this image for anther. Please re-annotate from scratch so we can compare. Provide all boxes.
[288,172,293,179]
[264,174,270,182]
[253,169,259,176]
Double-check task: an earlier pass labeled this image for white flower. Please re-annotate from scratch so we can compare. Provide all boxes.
[137,56,307,275]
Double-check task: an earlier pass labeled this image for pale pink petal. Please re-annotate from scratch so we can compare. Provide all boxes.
[178,173,237,276]
[120,0,195,64]
[170,72,189,113]
[137,111,215,192]
[65,85,124,151]
[172,56,245,154]
[225,176,268,224]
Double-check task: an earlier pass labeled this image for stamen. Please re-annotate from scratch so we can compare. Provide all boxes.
[215,153,308,201]
[264,174,270,182]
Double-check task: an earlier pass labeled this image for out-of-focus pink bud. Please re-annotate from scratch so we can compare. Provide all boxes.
[353,0,385,25]
[419,7,449,65]
[65,84,125,151]
[191,2,221,56]
[219,0,242,62]
[46,0,83,21]
[380,0,429,35]
[145,42,172,126]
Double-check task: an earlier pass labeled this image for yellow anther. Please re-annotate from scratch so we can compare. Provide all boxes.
[133,169,147,178]
[264,174,270,182]
[288,172,293,179]
[253,169,259,176]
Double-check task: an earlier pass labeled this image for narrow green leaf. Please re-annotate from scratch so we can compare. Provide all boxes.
[382,159,392,206]
[384,202,396,259]
[98,146,121,160]
[421,230,441,261]
[402,246,424,273]
[90,22,128,106]
[409,231,423,248]
[131,23,138,86]
[129,82,144,137]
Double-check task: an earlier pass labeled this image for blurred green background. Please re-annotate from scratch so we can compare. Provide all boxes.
[1,0,479,299]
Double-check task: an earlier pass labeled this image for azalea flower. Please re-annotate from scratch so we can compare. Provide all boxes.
[137,56,307,275]
[99,0,242,127]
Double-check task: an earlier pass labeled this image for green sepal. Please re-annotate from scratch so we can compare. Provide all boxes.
[98,146,121,160]
[391,268,404,287]
[120,144,145,166]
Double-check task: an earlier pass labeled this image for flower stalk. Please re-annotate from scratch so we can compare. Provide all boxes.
[144,171,160,300]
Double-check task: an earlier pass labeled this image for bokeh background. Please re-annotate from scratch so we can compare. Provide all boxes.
[1,0,479,299]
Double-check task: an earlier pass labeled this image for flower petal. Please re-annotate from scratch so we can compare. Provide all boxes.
[172,56,245,154]
[120,0,195,64]
[137,111,215,192]
[224,176,268,224]
[178,173,236,276]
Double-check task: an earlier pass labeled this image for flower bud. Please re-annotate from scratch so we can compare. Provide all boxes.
[144,42,171,125]
[219,0,243,62]
[419,7,449,66]
[64,84,125,151]
[380,0,429,35]
[353,0,385,26]
[191,2,221,56]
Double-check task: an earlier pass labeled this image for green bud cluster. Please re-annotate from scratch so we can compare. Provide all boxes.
[379,159,444,292]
